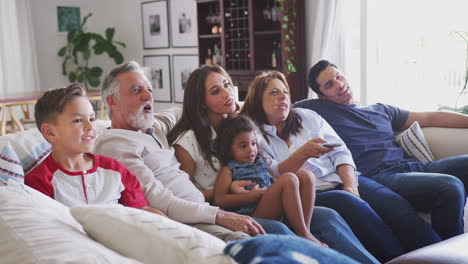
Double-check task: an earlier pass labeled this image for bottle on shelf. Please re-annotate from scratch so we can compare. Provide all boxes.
[271,40,278,68]
[205,48,213,65]
[276,41,282,68]
[213,43,222,65]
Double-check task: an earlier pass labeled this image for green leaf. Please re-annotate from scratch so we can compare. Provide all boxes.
[106,28,115,41]
[288,63,297,73]
[83,50,91,60]
[283,15,289,22]
[67,31,75,42]
[113,41,126,48]
[69,72,77,82]
[94,42,105,55]
[62,58,69,75]
[277,6,284,12]
[89,67,103,76]
[58,47,67,57]
[76,71,84,82]
[282,24,288,29]
[87,75,101,87]
[76,34,91,52]
[82,13,92,28]
[285,46,290,52]
[112,52,124,64]
[285,34,290,41]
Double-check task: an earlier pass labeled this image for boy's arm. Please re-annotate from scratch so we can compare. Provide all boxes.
[213,166,263,209]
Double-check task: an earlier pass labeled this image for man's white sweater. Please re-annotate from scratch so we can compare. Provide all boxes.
[94,108,218,224]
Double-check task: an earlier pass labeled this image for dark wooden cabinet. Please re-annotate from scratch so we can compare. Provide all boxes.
[196,0,306,102]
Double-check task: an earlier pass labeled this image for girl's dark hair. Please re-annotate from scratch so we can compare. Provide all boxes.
[35,83,86,129]
[241,71,302,142]
[167,64,234,171]
[215,115,257,165]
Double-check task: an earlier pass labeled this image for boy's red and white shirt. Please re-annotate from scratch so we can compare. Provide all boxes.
[25,153,148,208]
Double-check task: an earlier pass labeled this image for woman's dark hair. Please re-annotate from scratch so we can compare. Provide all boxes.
[167,64,234,171]
[308,60,338,95]
[241,71,302,142]
[215,115,257,165]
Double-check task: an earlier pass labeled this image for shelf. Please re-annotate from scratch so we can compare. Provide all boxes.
[199,34,222,39]
[197,0,306,102]
[196,0,218,3]
[254,30,281,36]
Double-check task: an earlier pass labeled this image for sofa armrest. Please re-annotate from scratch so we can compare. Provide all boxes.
[421,127,468,160]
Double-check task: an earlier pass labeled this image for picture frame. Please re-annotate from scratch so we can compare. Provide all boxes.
[57,6,81,33]
[169,0,198,47]
[141,0,169,49]
[172,55,199,103]
[143,55,172,102]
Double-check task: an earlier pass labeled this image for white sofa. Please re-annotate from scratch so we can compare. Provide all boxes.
[0,122,467,263]
[0,120,236,264]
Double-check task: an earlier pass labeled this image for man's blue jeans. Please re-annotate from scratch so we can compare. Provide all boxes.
[370,155,467,239]
[255,207,379,264]
[225,234,361,264]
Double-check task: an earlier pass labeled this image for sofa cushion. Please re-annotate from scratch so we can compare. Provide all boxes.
[0,180,141,264]
[71,205,235,264]
[395,121,434,163]
[0,141,25,184]
[0,128,51,174]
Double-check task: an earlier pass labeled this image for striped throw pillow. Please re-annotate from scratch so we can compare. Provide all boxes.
[395,121,435,163]
[0,141,25,184]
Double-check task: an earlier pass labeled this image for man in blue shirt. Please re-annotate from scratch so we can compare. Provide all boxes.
[296,59,467,248]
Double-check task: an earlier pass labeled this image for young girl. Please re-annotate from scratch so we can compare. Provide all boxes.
[214,115,327,246]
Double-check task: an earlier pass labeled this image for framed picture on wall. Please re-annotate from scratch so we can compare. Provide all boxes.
[172,55,199,103]
[141,0,169,49]
[169,0,198,47]
[57,6,81,32]
[143,55,172,102]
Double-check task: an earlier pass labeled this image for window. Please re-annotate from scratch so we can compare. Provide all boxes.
[344,0,468,111]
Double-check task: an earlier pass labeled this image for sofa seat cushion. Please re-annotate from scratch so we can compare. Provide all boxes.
[0,180,141,264]
[386,233,468,264]
[71,205,235,264]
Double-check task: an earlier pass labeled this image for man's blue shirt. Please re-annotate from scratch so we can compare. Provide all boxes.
[294,99,415,176]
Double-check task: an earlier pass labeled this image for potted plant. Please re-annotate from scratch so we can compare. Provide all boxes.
[58,13,126,90]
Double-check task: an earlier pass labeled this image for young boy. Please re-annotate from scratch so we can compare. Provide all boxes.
[25,83,164,216]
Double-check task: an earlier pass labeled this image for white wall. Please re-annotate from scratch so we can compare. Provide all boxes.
[29,0,197,111]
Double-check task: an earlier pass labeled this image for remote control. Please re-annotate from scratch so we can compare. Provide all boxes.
[321,143,342,148]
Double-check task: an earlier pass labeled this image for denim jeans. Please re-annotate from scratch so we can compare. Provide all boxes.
[225,234,361,264]
[316,185,403,262]
[309,206,379,264]
[257,207,379,264]
[358,176,441,251]
[253,217,295,235]
[371,155,467,239]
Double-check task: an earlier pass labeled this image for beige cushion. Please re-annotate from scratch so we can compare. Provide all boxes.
[71,205,235,264]
[0,180,141,264]
[422,127,468,160]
